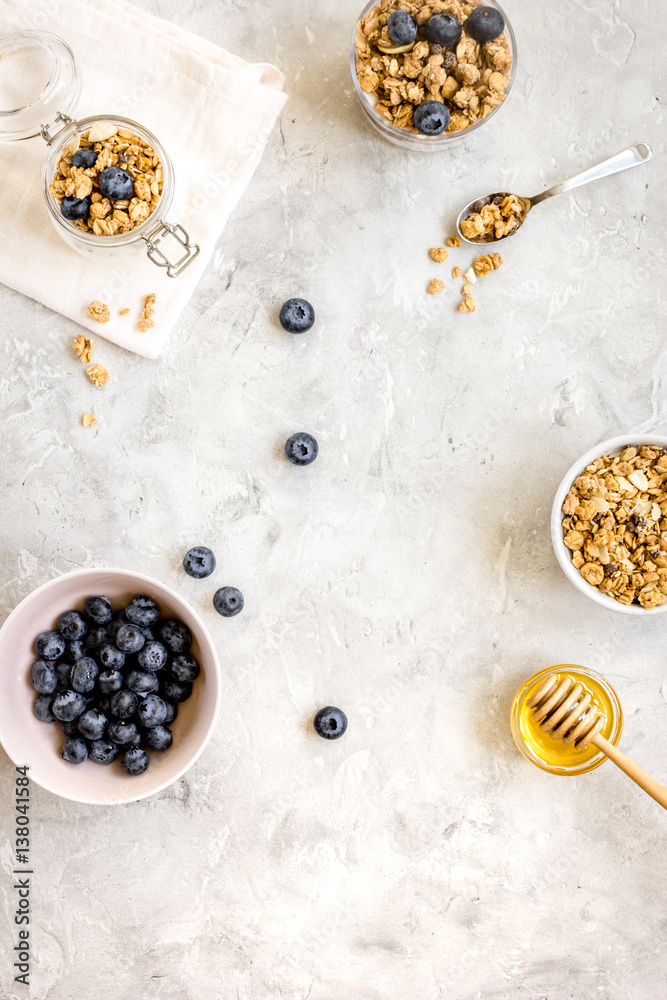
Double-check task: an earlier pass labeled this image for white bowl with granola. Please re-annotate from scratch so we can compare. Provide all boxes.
[351,0,516,150]
[551,435,667,615]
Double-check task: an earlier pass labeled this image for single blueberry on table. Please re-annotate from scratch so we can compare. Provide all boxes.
[35,631,66,661]
[424,12,462,46]
[126,670,159,695]
[144,725,173,751]
[84,596,114,624]
[465,5,505,42]
[99,165,134,200]
[85,625,109,651]
[170,653,200,683]
[125,594,161,627]
[115,623,146,654]
[183,546,216,579]
[279,298,315,334]
[285,432,318,466]
[77,708,108,741]
[136,694,167,728]
[31,660,57,695]
[70,656,98,694]
[161,678,193,704]
[213,586,244,618]
[62,736,88,765]
[71,148,97,169]
[138,640,168,672]
[413,100,451,136]
[60,718,80,736]
[64,639,87,664]
[88,739,119,765]
[57,610,88,641]
[60,196,91,221]
[313,706,348,740]
[34,694,57,723]
[387,9,418,46]
[162,700,178,725]
[98,668,124,694]
[99,644,126,670]
[110,689,138,720]
[157,619,192,654]
[121,747,150,776]
[108,720,141,746]
[52,690,87,722]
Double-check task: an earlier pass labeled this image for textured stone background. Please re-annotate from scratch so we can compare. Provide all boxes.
[1,0,666,997]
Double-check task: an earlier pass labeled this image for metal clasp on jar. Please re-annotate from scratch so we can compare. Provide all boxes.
[40,112,75,145]
[142,221,200,278]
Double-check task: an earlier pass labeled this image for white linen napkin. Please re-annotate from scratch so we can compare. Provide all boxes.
[0,0,287,358]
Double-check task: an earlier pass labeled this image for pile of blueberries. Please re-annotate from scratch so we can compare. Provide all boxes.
[31,594,200,775]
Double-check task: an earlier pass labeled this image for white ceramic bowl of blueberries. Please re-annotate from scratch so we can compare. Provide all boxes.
[0,568,221,804]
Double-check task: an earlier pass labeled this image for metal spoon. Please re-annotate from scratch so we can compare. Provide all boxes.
[456,142,653,247]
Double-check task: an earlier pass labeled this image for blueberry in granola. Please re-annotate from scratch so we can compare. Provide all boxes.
[279,298,315,334]
[60,196,91,221]
[71,148,97,169]
[424,13,462,46]
[465,5,504,42]
[99,165,134,201]
[414,101,450,135]
[387,9,417,45]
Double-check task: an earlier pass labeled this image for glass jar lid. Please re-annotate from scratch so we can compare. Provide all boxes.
[0,31,80,142]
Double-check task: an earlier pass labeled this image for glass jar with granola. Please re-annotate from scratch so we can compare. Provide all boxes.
[351,0,516,150]
[0,30,199,276]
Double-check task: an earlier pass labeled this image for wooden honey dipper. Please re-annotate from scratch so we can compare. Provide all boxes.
[527,674,667,810]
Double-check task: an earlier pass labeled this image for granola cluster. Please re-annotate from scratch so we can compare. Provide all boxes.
[562,445,667,609]
[460,193,527,242]
[425,238,502,311]
[50,122,163,236]
[354,0,512,134]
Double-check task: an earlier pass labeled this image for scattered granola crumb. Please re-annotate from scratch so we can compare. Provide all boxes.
[86,364,109,387]
[119,308,131,316]
[138,292,157,332]
[88,300,110,324]
[452,266,462,279]
[429,247,449,263]
[459,296,476,313]
[427,279,445,295]
[462,283,472,296]
[446,235,462,248]
[82,412,97,427]
[474,252,503,275]
[463,268,476,284]
[71,334,93,364]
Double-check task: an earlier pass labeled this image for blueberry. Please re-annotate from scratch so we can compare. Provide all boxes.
[52,690,87,722]
[157,619,192,654]
[110,689,138,720]
[35,631,66,661]
[162,701,178,725]
[424,13,462,46]
[57,610,88,641]
[161,679,193,704]
[108,720,141,746]
[413,100,451,135]
[115,623,146,654]
[139,625,155,643]
[64,639,87,664]
[144,725,173,751]
[106,615,128,643]
[121,747,150,776]
[96,695,113,717]
[126,670,159,695]
[285,432,318,466]
[213,586,244,618]
[84,596,114,624]
[98,668,124,694]
[71,148,97,169]
[99,644,126,670]
[34,694,56,723]
[85,626,109,651]
[54,662,72,690]
[387,9,418,45]
[182,546,216,579]
[70,656,98,694]
[136,694,167,728]
[137,640,168,672]
[77,708,107,741]
[99,165,134,201]
[125,594,161,627]
[31,660,57,695]
[88,739,119,765]
[279,298,315,334]
[313,706,348,740]
[465,5,505,42]
[170,654,200,683]
[60,196,91,221]
[62,736,88,764]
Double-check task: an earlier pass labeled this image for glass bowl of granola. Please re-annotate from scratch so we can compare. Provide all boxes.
[351,0,516,150]
[551,435,667,615]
